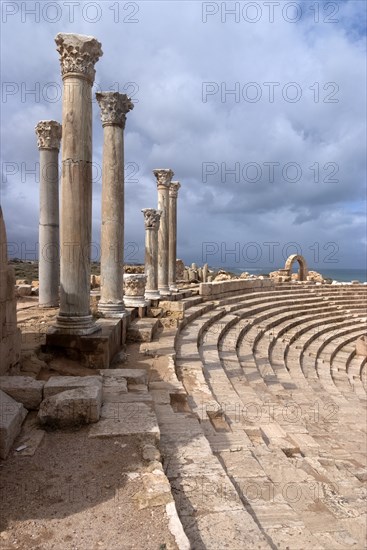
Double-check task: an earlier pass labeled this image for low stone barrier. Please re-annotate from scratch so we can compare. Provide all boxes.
[199,278,275,300]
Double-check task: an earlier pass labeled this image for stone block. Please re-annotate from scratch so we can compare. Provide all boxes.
[100,368,148,385]
[38,385,102,428]
[88,401,159,443]
[0,389,27,459]
[127,318,160,342]
[0,376,44,410]
[44,375,102,398]
[15,284,32,297]
[45,317,126,369]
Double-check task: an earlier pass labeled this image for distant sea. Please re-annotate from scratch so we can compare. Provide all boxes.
[211,266,367,283]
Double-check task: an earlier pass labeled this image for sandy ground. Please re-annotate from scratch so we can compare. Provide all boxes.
[0,298,179,550]
[0,424,177,550]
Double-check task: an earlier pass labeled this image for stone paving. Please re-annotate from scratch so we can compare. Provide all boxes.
[143,283,367,549]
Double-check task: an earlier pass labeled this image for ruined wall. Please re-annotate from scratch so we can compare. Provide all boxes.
[0,207,21,374]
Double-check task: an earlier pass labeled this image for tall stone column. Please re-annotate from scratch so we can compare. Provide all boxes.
[168,181,181,291]
[96,92,134,318]
[142,208,161,300]
[35,120,62,308]
[54,33,102,335]
[153,169,174,296]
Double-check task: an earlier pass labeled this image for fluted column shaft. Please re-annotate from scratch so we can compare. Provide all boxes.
[54,33,103,335]
[154,169,174,296]
[168,181,181,291]
[35,121,62,308]
[97,92,134,317]
[142,209,161,300]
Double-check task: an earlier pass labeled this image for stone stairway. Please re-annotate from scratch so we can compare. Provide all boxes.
[143,283,367,549]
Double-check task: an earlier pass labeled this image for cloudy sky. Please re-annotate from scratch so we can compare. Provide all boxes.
[1,0,366,272]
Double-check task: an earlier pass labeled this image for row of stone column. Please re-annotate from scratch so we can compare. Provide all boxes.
[141,174,181,301]
[35,33,181,333]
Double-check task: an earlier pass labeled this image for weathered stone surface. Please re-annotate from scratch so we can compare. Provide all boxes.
[356,335,367,357]
[38,385,102,427]
[0,376,44,410]
[176,259,185,281]
[142,208,161,300]
[43,375,102,398]
[88,402,159,442]
[97,92,133,318]
[100,368,148,385]
[154,169,174,296]
[0,389,27,459]
[133,468,173,509]
[0,208,21,375]
[15,284,32,297]
[127,318,160,342]
[123,274,147,307]
[53,33,102,335]
[168,181,181,290]
[36,121,62,308]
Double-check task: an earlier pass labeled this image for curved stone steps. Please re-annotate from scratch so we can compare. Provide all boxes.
[199,308,366,547]
[168,286,367,548]
[317,332,367,402]
[361,359,367,391]
[345,350,367,398]
[301,324,366,402]
[285,316,362,374]
[197,316,353,548]
[331,343,367,401]
[236,304,347,397]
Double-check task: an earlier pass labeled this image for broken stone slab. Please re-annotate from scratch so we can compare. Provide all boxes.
[88,401,159,443]
[99,368,148,386]
[0,376,44,410]
[132,468,173,509]
[43,375,102,398]
[98,369,128,390]
[38,385,102,428]
[13,412,45,457]
[0,389,27,459]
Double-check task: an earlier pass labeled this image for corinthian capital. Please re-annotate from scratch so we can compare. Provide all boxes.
[153,169,174,189]
[142,208,161,230]
[96,92,134,128]
[55,33,103,84]
[169,181,181,198]
[35,120,62,150]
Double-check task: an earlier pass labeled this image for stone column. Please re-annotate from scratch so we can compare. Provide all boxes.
[142,208,161,300]
[168,181,181,291]
[96,92,134,318]
[153,169,174,296]
[53,33,102,335]
[35,120,62,308]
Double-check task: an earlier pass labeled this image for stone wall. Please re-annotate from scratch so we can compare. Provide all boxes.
[199,278,275,300]
[0,208,21,375]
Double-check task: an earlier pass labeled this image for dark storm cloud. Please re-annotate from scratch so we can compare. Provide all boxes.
[0,0,366,269]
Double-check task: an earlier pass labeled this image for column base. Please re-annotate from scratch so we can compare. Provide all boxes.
[98,301,127,319]
[124,296,149,308]
[39,302,59,309]
[53,314,101,336]
[145,290,160,300]
[158,286,171,296]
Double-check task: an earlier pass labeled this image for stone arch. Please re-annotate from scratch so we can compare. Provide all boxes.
[284,254,308,281]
